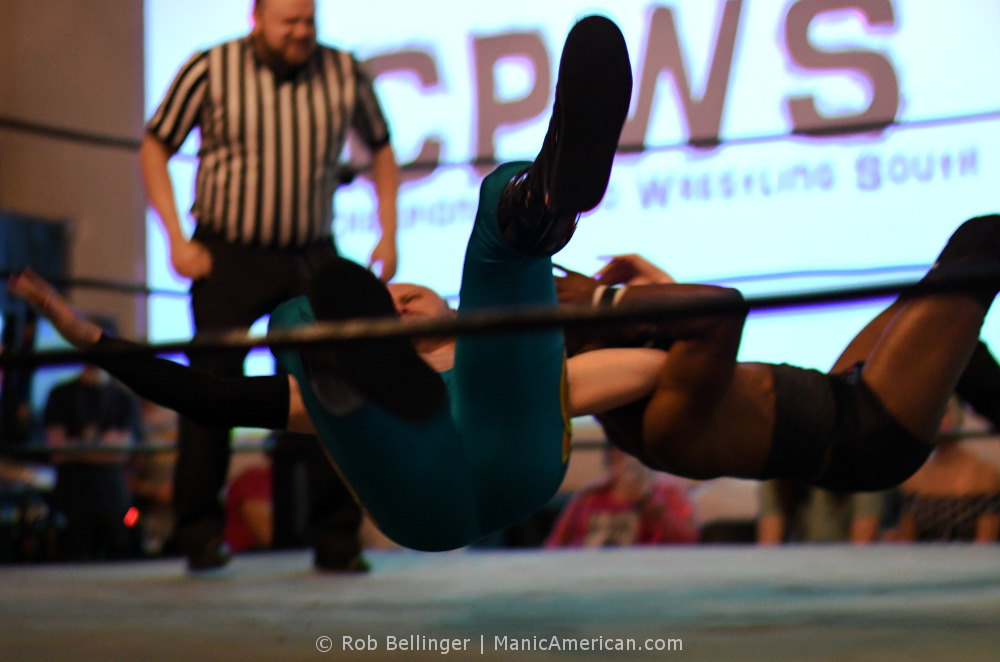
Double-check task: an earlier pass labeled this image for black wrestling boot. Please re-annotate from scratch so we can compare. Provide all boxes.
[186,537,231,572]
[497,15,633,256]
[303,257,447,421]
[314,551,371,574]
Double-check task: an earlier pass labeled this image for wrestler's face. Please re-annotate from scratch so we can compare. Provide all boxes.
[252,0,317,70]
[387,283,452,322]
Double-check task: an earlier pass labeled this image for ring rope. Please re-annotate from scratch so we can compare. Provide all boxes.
[2,266,999,369]
[2,264,936,298]
[0,440,265,457]
[0,269,189,299]
[7,106,999,165]
[2,430,996,459]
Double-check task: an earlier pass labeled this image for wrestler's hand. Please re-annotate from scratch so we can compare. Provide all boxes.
[596,253,675,286]
[553,265,599,304]
[6,269,102,347]
[170,237,213,281]
[369,236,398,282]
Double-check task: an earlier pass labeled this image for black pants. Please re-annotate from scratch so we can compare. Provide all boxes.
[271,432,364,564]
[53,464,132,561]
[172,227,362,562]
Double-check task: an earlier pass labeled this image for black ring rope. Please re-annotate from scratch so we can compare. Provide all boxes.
[0,115,142,151]
[161,107,1000,172]
[1,429,995,459]
[3,266,998,369]
[0,440,267,457]
[3,106,998,167]
[0,269,189,299]
[0,264,934,301]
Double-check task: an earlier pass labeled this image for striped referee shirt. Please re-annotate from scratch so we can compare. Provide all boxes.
[147,36,391,249]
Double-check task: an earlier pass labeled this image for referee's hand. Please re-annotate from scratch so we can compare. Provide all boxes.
[170,238,214,281]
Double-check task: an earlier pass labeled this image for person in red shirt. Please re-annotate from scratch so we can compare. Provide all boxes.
[224,462,274,554]
[545,447,698,548]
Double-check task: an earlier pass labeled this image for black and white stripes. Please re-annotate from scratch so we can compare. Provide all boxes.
[148,36,390,249]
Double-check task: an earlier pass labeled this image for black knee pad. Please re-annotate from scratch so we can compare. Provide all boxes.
[935,214,1000,265]
[921,214,1000,309]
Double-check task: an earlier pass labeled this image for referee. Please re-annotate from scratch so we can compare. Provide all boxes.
[139,0,398,572]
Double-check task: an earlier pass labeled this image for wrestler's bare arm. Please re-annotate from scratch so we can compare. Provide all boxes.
[9,269,312,435]
[565,347,667,416]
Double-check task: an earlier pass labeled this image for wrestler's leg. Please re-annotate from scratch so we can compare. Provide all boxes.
[7,269,292,430]
[827,301,902,374]
[856,295,983,440]
[833,303,1000,429]
[797,291,985,492]
[270,296,481,552]
[497,15,632,256]
[452,162,571,528]
[452,16,632,528]
[842,215,1000,440]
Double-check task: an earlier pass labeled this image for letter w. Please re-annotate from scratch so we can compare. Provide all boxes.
[622,0,744,150]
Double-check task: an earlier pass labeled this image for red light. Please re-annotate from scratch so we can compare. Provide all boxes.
[123,507,140,528]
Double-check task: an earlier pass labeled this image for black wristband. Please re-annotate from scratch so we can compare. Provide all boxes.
[598,285,620,307]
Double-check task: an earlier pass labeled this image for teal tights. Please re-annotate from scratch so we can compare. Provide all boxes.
[270,162,569,551]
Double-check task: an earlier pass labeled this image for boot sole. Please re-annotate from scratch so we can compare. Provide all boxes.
[547,15,633,214]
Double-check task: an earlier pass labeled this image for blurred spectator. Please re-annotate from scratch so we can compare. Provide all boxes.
[127,400,179,556]
[225,455,273,554]
[44,362,143,561]
[544,446,698,548]
[756,480,882,545]
[896,398,1000,543]
[688,477,759,544]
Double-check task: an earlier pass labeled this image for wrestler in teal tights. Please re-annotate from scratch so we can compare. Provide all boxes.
[270,162,570,552]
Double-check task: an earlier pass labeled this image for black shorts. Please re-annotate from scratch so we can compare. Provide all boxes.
[762,363,933,492]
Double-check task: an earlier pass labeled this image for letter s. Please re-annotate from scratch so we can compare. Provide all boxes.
[783,0,899,136]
